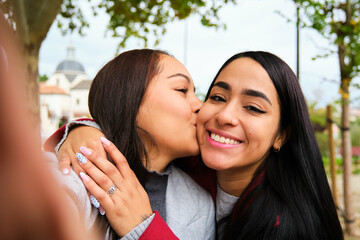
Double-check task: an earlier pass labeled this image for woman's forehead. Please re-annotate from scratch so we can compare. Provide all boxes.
[157,55,194,83]
[215,58,271,88]
[213,58,279,104]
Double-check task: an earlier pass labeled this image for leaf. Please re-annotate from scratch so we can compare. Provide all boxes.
[53,0,237,50]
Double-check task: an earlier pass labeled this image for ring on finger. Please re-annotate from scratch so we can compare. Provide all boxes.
[106,184,117,196]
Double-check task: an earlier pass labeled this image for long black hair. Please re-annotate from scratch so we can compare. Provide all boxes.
[88,49,169,239]
[208,51,343,239]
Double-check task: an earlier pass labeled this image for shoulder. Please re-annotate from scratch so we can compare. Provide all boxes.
[44,152,98,228]
[166,167,215,239]
[171,167,209,194]
[44,152,84,193]
[169,166,214,209]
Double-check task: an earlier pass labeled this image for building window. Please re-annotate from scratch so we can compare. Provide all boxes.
[76,99,80,105]
[56,79,60,86]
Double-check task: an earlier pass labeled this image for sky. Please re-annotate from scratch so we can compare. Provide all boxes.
[39,0,360,108]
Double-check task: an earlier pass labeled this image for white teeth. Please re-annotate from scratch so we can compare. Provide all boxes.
[210,132,240,145]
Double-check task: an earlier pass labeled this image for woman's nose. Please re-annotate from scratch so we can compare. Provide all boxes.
[192,95,203,114]
[216,103,240,126]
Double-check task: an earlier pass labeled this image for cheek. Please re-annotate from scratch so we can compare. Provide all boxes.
[151,95,193,134]
[197,104,213,126]
[160,101,192,125]
[196,105,215,143]
[196,108,208,132]
[247,119,279,148]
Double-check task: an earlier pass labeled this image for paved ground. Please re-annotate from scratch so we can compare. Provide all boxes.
[330,174,360,239]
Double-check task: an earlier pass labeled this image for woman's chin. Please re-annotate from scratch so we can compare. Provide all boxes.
[202,157,229,171]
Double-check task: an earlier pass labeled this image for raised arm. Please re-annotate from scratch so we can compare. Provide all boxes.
[44,119,106,175]
[43,118,94,152]
[76,137,179,239]
[59,125,106,175]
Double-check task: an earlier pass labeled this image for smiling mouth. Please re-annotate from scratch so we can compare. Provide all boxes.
[208,131,242,145]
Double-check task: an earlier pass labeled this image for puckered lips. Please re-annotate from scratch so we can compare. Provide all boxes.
[206,129,243,149]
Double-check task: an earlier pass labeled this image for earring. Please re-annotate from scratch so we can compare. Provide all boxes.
[274,146,281,152]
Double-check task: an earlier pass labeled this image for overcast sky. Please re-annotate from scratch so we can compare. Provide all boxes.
[39,0,360,108]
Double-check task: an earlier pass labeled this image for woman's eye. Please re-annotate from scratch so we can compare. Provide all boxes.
[176,88,188,94]
[209,95,226,102]
[244,105,266,114]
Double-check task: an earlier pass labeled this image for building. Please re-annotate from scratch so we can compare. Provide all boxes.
[40,44,91,138]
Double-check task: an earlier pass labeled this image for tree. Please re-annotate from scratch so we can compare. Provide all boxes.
[0,0,235,129]
[39,74,48,82]
[294,0,360,235]
[308,101,329,157]
[351,116,360,146]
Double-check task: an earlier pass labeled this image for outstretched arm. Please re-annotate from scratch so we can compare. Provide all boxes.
[76,137,179,239]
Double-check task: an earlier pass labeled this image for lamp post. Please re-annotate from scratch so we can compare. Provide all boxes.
[296,3,300,81]
[184,20,188,66]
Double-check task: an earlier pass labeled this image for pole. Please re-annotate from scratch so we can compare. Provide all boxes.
[184,20,188,66]
[327,105,338,207]
[296,4,300,81]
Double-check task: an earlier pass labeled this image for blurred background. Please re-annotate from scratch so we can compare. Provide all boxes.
[1,0,360,238]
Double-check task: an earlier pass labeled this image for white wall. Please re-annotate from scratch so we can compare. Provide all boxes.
[40,93,71,137]
[70,89,90,116]
[46,73,71,92]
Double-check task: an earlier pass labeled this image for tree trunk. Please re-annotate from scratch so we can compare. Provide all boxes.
[8,0,64,136]
[327,105,338,207]
[338,43,356,235]
[21,42,41,133]
[341,91,356,235]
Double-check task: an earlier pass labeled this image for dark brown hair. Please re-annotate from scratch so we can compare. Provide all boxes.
[88,49,169,239]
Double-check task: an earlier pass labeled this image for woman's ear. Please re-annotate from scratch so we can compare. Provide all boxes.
[273,127,290,151]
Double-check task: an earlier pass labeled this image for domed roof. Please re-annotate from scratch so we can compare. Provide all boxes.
[55,44,85,74]
[56,60,85,73]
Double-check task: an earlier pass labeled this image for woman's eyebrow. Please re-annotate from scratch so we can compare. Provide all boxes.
[213,81,230,90]
[168,73,190,83]
[242,88,272,105]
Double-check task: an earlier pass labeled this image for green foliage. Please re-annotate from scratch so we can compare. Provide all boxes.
[351,116,360,146]
[57,0,90,36]
[308,101,330,157]
[308,101,327,127]
[322,156,360,175]
[316,131,330,157]
[39,74,48,82]
[295,0,360,80]
[56,0,236,50]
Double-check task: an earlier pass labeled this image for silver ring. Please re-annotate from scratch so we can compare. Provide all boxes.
[106,184,117,195]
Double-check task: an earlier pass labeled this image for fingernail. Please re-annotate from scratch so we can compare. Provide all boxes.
[62,168,70,175]
[80,146,92,156]
[79,172,90,183]
[76,153,87,164]
[99,206,106,215]
[90,195,100,208]
[100,137,111,146]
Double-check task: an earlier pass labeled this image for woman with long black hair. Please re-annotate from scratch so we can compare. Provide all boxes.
[47,51,343,239]
[196,51,343,239]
